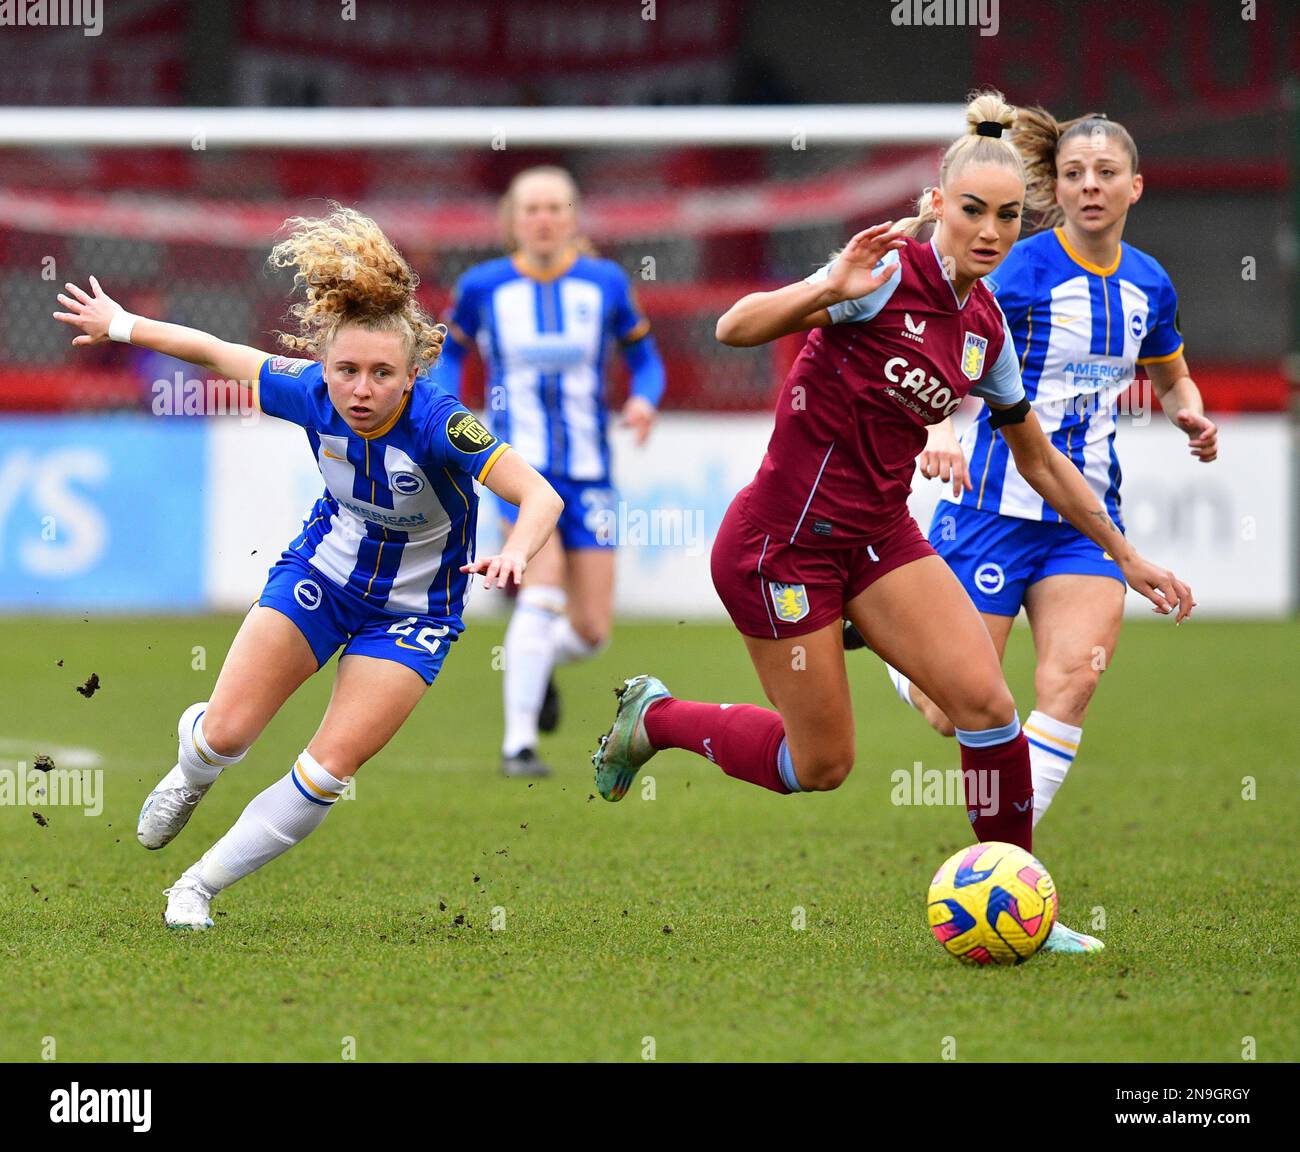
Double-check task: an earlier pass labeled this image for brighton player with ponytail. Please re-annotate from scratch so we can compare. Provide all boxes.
[869,107,1217,830]
[591,91,1193,954]
[54,204,562,929]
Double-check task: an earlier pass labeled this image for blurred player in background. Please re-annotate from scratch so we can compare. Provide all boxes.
[54,205,561,929]
[859,108,1218,829]
[430,166,666,777]
[591,91,1196,953]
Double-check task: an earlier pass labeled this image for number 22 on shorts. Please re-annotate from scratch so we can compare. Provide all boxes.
[387,617,449,656]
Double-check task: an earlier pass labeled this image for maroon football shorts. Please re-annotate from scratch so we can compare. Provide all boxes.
[710,489,936,640]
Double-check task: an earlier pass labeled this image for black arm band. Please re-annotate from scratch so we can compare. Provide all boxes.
[987,397,1032,430]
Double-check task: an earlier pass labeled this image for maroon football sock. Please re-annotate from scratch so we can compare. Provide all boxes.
[961,733,1033,851]
[644,698,792,794]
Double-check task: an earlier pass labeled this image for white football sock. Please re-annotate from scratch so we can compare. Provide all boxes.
[884,663,918,710]
[188,750,347,895]
[1023,709,1081,827]
[502,585,565,756]
[551,616,605,667]
[177,701,245,787]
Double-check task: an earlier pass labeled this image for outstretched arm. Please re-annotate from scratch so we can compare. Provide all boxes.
[54,277,270,382]
[995,405,1195,621]
[715,221,905,347]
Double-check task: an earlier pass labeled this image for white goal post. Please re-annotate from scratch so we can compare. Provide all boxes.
[0,104,967,147]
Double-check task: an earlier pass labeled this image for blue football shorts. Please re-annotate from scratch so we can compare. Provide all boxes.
[496,474,617,551]
[929,501,1125,617]
[254,551,459,685]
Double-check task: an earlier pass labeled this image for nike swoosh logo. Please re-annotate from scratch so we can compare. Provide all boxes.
[322,448,346,460]
[1052,314,1085,325]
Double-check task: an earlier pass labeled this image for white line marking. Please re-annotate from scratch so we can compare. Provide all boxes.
[0,739,102,770]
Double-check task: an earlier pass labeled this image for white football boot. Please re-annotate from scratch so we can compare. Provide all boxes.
[1041,921,1105,954]
[163,874,215,931]
[137,764,213,850]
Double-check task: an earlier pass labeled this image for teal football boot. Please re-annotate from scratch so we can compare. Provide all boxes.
[592,675,670,801]
[1041,921,1105,954]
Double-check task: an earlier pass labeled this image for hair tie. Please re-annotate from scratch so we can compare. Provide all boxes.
[975,121,1004,138]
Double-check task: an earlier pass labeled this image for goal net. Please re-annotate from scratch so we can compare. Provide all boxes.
[0,106,960,412]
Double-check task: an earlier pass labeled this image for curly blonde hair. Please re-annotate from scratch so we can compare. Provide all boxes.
[267,202,445,369]
[1014,106,1140,231]
[897,89,1025,238]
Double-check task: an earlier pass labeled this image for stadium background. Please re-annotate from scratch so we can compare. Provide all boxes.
[0,0,1293,619]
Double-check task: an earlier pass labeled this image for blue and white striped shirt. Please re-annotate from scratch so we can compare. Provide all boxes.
[255,355,508,622]
[943,227,1184,524]
[428,249,665,483]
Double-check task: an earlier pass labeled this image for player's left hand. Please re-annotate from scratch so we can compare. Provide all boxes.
[460,550,527,590]
[919,441,971,496]
[620,396,657,445]
[53,276,119,345]
[1120,555,1195,623]
[1173,409,1217,463]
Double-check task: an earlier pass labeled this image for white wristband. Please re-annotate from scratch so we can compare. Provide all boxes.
[107,308,139,343]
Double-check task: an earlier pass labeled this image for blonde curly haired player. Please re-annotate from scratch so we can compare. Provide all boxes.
[871,104,1217,834]
[591,91,1195,955]
[54,203,562,929]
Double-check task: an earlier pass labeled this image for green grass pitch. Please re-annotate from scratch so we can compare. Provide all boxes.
[0,614,1296,1062]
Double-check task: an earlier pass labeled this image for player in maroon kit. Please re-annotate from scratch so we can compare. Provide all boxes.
[591,92,1192,953]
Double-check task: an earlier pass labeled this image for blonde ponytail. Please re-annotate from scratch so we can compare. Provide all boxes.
[267,202,445,368]
[896,186,939,238]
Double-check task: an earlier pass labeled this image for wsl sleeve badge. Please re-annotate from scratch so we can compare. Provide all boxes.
[267,356,314,378]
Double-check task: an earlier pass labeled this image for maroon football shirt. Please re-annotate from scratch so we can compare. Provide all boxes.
[741,236,1023,548]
